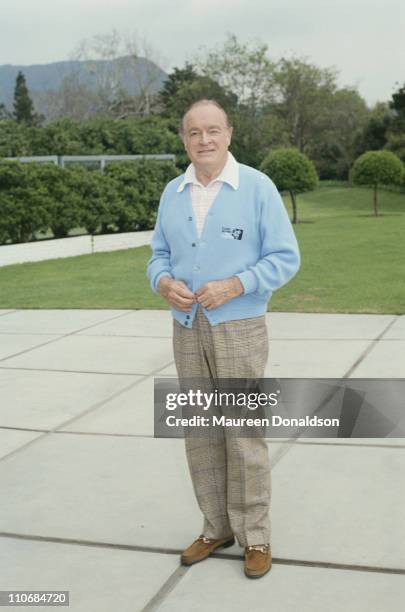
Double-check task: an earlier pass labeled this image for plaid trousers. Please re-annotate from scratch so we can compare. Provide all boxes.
[173,306,271,547]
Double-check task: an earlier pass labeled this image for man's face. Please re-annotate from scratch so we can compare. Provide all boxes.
[181,104,232,171]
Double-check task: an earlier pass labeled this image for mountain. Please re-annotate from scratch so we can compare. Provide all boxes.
[0,56,168,115]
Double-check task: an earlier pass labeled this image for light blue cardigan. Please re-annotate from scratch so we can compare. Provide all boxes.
[147,163,300,327]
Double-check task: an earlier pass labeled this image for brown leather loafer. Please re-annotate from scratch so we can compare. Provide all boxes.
[244,544,272,578]
[181,534,235,566]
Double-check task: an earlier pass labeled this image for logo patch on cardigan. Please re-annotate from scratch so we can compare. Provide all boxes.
[221,227,244,240]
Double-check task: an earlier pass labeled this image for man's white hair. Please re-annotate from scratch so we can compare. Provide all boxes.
[179,99,232,135]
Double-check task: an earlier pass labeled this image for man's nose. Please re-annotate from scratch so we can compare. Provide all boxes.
[200,131,211,144]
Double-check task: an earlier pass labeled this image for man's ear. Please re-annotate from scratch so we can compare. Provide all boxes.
[227,126,233,145]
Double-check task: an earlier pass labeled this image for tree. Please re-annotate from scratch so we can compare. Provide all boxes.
[71,29,166,119]
[38,29,166,122]
[389,82,405,132]
[123,31,167,116]
[195,36,364,169]
[37,74,101,123]
[159,63,198,112]
[197,33,275,108]
[13,71,36,125]
[385,83,405,163]
[307,88,369,179]
[260,148,318,223]
[350,151,404,216]
[358,102,394,153]
[72,29,129,116]
[162,75,237,125]
[159,63,237,125]
[196,33,276,167]
[0,103,12,120]
[268,57,339,154]
[385,132,405,165]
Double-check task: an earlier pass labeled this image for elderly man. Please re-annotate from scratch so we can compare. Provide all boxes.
[147,99,300,579]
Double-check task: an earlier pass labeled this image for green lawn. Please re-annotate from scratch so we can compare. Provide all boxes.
[0,184,404,313]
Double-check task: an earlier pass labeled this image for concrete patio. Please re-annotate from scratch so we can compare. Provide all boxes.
[0,308,404,611]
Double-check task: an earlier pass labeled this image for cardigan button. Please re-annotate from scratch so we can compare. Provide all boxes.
[191,242,196,247]
[188,216,193,221]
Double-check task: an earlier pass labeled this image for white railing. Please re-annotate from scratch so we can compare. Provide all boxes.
[5,154,176,171]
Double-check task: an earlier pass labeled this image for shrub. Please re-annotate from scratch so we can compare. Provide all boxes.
[30,163,83,238]
[105,159,180,232]
[350,150,404,215]
[0,161,50,244]
[260,148,318,223]
[0,157,180,245]
[70,168,116,235]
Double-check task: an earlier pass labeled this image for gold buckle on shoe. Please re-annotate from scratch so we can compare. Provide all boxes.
[197,535,215,544]
[246,544,269,554]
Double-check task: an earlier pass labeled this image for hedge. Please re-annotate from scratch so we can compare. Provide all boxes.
[0,159,179,245]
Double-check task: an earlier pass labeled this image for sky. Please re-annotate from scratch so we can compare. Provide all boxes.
[0,0,403,107]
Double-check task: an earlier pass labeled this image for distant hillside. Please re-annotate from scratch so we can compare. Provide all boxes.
[0,56,168,116]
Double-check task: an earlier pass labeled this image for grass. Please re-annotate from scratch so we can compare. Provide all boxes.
[0,184,404,313]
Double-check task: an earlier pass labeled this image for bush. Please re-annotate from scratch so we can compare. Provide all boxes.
[1,115,183,159]
[105,159,180,232]
[30,164,84,238]
[70,168,116,235]
[0,158,180,244]
[0,121,35,157]
[0,161,50,244]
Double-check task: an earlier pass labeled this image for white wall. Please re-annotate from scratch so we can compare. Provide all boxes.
[0,231,153,267]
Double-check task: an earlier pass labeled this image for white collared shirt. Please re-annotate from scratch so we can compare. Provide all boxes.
[177,151,239,237]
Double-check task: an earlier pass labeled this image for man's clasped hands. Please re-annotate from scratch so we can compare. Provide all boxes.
[158,276,244,312]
